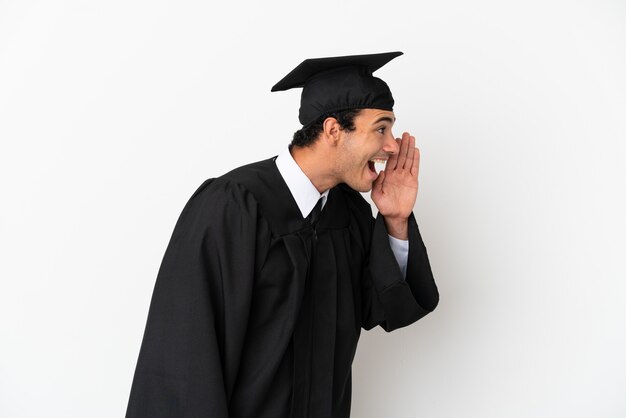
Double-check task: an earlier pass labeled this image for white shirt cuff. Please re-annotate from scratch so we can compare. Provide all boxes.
[388,234,409,279]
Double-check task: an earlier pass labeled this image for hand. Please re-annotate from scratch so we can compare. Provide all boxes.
[371,132,420,222]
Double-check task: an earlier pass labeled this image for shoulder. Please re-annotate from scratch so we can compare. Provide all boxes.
[179,157,284,231]
[189,157,276,206]
[221,157,277,188]
[181,177,259,227]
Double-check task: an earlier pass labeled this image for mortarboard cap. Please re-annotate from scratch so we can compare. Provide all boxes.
[271,51,403,127]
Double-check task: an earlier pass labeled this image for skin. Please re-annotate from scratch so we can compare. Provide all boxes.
[290,108,420,240]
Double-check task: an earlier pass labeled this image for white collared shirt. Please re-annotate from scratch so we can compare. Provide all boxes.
[275,146,408,278]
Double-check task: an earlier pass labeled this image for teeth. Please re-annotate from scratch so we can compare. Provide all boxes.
[370,159,387,164]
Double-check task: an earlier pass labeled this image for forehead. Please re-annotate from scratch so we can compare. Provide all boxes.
[357,108,396,124]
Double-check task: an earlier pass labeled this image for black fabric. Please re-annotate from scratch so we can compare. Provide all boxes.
[125,156,439,418]
[271,52,403,126]
[307,197,323,227]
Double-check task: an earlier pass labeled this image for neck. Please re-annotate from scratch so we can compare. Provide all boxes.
[290,143,338,194]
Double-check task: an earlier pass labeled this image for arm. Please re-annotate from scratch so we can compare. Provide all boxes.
[362,212,438,331]
[362,132,439,331]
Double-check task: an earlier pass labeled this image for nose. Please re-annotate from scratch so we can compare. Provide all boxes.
[382,133,400,155]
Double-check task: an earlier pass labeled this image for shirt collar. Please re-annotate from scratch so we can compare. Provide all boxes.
[275,146,329,218]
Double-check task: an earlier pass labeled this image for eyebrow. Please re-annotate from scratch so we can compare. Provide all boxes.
[372,116,396,125]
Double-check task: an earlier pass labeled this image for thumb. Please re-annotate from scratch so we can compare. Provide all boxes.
[372,169,385,193]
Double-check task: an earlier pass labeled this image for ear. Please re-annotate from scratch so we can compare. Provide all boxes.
[321,117,341,146]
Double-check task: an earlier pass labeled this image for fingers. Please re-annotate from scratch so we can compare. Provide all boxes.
[405,135,415,169]
[386,139,400,171]
[387,132,420,176]
[396,132,409,169]
[372,169,385,193]
[410,146,420,178]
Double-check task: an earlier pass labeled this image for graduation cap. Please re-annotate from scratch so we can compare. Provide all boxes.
[271,51,403,127]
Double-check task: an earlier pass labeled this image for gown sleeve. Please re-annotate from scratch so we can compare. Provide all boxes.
[125,178,269,418]
[361,212,440,332]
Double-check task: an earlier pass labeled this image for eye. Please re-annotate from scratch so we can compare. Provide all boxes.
[377,126,386,134]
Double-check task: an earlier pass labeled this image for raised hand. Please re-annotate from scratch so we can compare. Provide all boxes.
[371,132,420,238]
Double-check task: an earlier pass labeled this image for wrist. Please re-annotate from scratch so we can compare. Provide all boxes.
[383,216,409,240]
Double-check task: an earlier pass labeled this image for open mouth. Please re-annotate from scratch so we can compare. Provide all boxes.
[369,158,388,172]
[367,158,387,177]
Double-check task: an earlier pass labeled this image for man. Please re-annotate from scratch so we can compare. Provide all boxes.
[126,51,439,418]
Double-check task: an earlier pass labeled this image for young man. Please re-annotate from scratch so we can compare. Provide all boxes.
[126,51,439,418]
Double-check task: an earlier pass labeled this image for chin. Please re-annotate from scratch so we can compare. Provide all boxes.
[342,167,378,192]
[345,179,374,193]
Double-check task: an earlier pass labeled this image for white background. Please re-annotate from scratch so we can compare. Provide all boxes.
[1,0,625,417]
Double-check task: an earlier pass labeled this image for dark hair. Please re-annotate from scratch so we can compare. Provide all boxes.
[291,108,362,148]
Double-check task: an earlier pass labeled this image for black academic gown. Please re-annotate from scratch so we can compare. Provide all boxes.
[125,156,439,418]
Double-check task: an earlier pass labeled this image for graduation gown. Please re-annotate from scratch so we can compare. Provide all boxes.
[125,156,439,418]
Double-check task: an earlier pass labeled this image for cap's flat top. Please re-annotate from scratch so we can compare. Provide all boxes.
[271,51,403,92]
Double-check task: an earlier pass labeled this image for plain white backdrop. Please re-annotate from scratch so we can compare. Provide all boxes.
[1,0,625,417]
